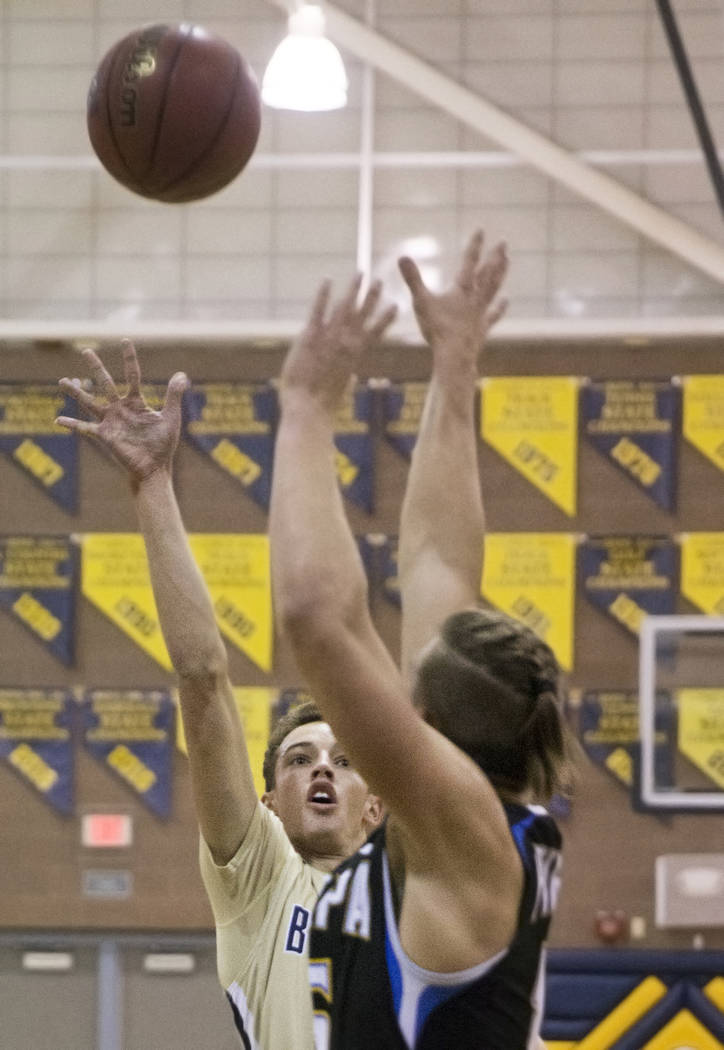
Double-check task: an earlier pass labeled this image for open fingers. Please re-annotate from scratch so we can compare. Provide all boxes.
[368,302,398,343]
[330,272,364,327]
[54,415,101,438]
[121,339,141,397]
[81,348,120,402]
[485,296,508,331]
[398,256,426,299]
[475,240,508,304]
[308,279,333,330]
[358,278,383,322]
[162,371,189,429]
[58,376,105,419]
[456,228,485,291]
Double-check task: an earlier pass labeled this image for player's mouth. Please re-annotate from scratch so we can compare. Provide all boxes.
[307,781,337,807]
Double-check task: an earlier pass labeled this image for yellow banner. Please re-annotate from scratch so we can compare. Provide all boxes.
[189,534,272,672]
[481,533,577,670]
[682,374,724,473]
[481,377,579,516]
[81,533,171,670]
[677,688,724,790]
[82,533,272,673]
[679,532,724,615]
[176,686,274,797]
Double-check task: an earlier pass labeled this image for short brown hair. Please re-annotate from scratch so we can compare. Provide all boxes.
[413,608,572,799]
[262,699,325,792]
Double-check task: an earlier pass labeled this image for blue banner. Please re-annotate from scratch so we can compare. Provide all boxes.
[334,385,375,514]
[0,385,78,512]
[81,689,175,818]
[381,382,427,460]
[183,383,276,511]
[0,536,77,665]
[273,686,315,726]
[0,687,74,815]
[579,688,674,797]
[581,380,678,510]
[579,535,678,637]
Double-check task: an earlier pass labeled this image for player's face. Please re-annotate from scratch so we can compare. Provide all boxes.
[263,721,381,867]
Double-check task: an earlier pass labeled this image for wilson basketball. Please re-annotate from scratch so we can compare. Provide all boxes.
[87,23,261,203]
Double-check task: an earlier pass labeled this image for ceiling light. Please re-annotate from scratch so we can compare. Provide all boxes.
[262,5,348,112]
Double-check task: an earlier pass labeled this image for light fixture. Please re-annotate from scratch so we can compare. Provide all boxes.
[262,4,348,112]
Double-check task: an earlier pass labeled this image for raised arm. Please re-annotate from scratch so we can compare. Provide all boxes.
[57,342,257,864]
[269,276,405,787]
[397,230,508,682]
[270,272,522,973]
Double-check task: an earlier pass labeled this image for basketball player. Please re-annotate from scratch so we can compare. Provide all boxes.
[54,280,393,1050]
[269,230,570,1049]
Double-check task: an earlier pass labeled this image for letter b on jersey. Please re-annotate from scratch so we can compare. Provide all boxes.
[286,905,311,954]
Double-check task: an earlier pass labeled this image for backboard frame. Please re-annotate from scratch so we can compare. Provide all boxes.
[639,614,724,810]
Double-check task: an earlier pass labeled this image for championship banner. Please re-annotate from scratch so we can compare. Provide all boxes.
[176,686,274,798]
[334,384,375,514]
[80,533,171,670]
[581,379,678,510]
[81,689,174,818]
[579,688,674,793]
[0,536,77,665]
[481,532,576,670]
[682,374,724,473]
[0,687,74,815]
[189,534,272,672]
[183,382,276,511]
[381,382,427,459]
[580,536,678,637]
[677,688,724,790]
[680,532,724,615]
[0,385,78,512]
[481,376,579,517]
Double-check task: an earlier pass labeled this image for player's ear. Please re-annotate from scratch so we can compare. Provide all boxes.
[363,794,384,832]
[261,790,278,814]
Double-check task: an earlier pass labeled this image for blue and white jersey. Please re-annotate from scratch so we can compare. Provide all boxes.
[309,804,562,1050]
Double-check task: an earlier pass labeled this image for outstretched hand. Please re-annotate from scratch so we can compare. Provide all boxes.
[55,339,188,487]
[398,229,508,374]
[280,274,397,415]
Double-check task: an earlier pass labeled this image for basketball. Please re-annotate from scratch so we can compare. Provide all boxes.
[87,23,261,203]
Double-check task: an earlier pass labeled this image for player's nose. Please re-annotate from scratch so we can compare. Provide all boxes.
[311,755,334,778]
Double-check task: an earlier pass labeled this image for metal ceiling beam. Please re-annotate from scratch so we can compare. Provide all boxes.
[265,0,724,286]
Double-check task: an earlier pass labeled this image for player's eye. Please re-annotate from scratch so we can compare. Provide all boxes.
[289,754,308,765]
[335,756,350,767]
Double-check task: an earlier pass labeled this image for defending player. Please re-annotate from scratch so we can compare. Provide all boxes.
[269,231,570,1049]
[54,283,393,1050]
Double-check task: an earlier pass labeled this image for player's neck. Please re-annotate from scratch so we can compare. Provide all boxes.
[304,849,352,873]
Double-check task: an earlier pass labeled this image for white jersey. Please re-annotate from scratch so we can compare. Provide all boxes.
[200,802,329,1050]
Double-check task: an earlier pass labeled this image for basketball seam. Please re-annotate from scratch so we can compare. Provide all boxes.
[144,25,191,181]
[156,50,245,198]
